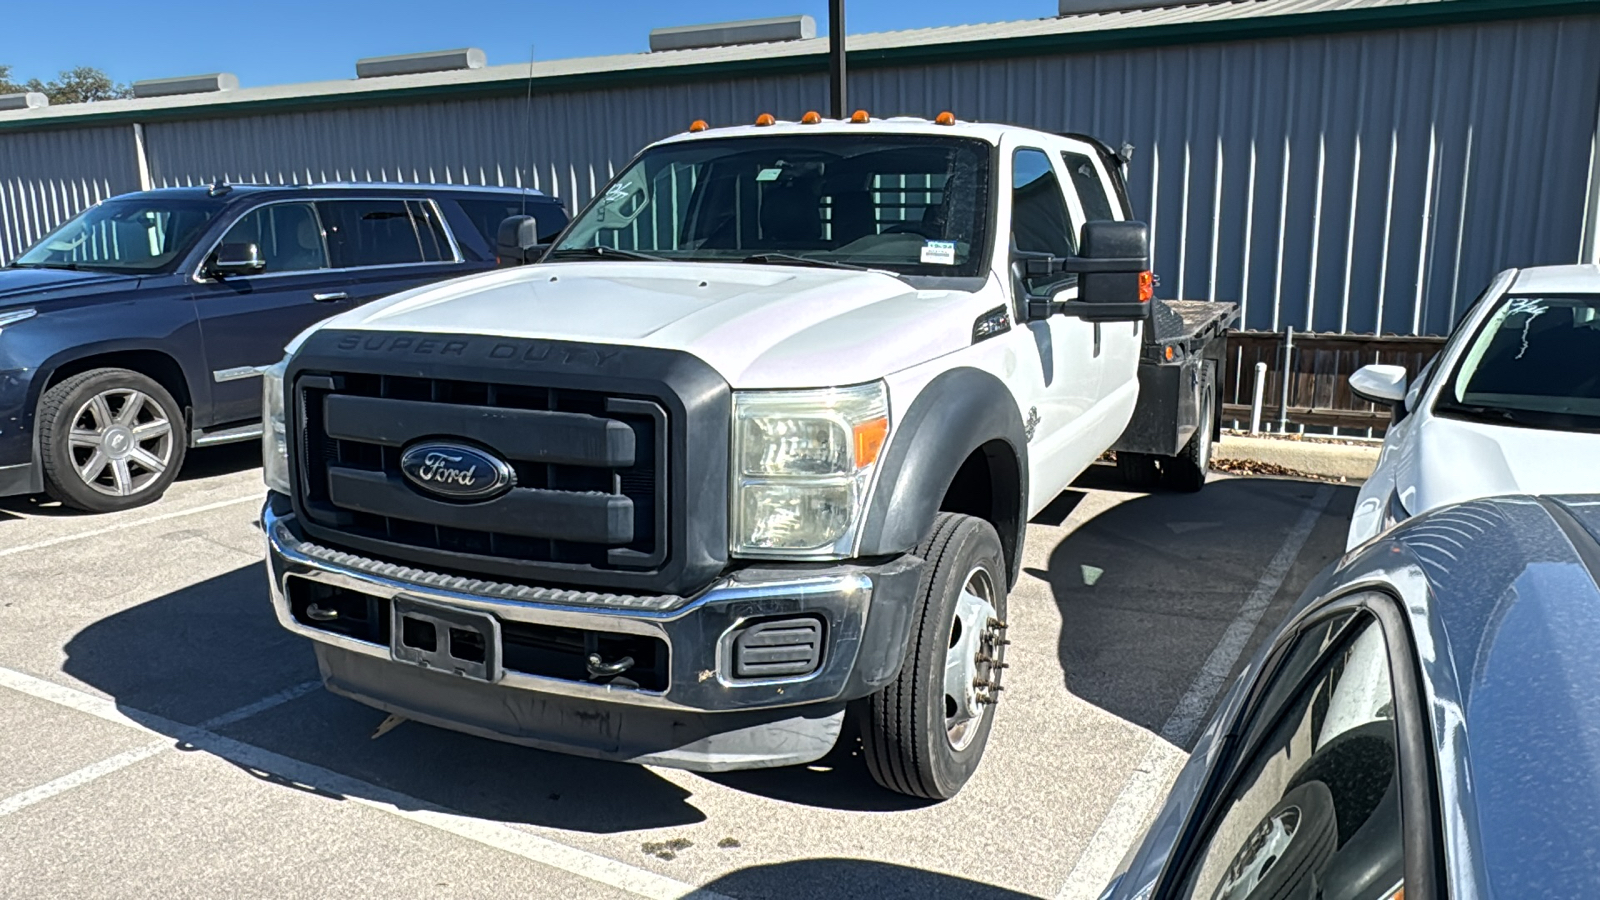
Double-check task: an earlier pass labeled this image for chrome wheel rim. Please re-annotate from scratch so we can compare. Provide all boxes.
[943,565,1005,751]
[1215,806,1300,900]
[67,388,174,497]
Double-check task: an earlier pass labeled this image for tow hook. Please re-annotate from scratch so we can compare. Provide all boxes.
[587,653,636,680]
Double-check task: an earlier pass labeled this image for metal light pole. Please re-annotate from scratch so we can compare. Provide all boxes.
[829,0,847,119]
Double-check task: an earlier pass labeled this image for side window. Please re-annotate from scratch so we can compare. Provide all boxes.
[1010,148,1075,258]
[455,197,567,248]
[1184,614,1405,900]
[217,202,327,274]
[408,200,453,263]
[1061,150,1118,223]
[317,199,443,269]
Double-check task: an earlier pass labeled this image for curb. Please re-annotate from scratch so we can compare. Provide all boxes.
[1213,434,1380,483]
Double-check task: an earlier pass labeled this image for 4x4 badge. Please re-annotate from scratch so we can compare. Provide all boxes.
[399,442,516,501]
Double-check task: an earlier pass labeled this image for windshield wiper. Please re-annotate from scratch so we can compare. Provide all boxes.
[1436,401,1540,427]
[8,261,81,271]
[544,246,669,263]
[738,253,868,272]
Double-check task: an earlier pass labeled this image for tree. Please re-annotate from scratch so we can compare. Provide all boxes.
[0,64,131,103]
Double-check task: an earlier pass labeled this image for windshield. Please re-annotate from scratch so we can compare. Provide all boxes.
[11,197,224,274]
[1435,293,1600,432]
[554,134,994,278]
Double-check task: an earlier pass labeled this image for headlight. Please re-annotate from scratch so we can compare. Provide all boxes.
[732,382,889,557]
[262,359,291,495]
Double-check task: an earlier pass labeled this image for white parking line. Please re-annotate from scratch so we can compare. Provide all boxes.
[1055,484,1335,900]
[0,666,730,900]
[0,740,169,818]
[0,494,261,559]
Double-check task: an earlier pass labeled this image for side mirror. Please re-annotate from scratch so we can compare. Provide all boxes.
[1349,364,1408,405]
[210,242,265,277]
[1056,221,1152,322]
[496,215,548,266]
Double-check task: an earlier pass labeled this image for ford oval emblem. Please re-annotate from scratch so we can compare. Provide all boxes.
[399,442,516,501]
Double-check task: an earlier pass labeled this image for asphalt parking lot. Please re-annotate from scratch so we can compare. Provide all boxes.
[0,447,1355,900]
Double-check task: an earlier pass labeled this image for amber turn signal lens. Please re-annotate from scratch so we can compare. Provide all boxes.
[755,113,776,126]
[1139,270,1154,302]
[689,120,709,133]
[800,111,822,125]
[850,109,871,123]
[935,111,956,126]
[853,417,889,468]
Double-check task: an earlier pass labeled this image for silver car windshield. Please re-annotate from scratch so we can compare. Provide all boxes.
[1436,293,1600,432]
[553,134,994,278]
[11,197,224,274]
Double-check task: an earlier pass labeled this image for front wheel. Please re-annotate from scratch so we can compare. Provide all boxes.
[858,513,1009,800]
[37,368,187,513]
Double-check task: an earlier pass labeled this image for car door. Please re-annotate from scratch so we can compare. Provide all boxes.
[1162,603,1423,900]
[317,197,467,307]
[1058,138,1142,409]
[1005,144,1104,503]
[191,200,355,428]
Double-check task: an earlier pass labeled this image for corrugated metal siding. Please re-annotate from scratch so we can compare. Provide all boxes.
[5,13,1599,336]
[0,125,141,264]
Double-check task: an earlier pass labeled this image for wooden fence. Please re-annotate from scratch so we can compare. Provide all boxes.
[1221,331,1446,436]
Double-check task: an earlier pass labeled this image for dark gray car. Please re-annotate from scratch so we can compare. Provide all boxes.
[1102,494,1600,900]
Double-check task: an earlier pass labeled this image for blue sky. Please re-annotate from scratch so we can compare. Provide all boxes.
[0,0,1053,89]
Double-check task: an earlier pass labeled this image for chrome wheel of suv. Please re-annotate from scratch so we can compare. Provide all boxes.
[68,388,175,497]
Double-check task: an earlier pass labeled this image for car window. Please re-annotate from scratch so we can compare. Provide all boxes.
[13,197,223,274]
[1435,293,1600,431]
[407,200,453,263]
[1184,615,1404,900]
[1061,150,1118,223]
[317,199,446,269]
[1011,148,1076,258]
[216,202,328,274]
[454,197,567,247]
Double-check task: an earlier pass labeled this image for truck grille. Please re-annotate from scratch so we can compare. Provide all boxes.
[296,373,666,576]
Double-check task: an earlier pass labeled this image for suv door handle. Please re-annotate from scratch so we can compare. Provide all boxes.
[312,291,348,302]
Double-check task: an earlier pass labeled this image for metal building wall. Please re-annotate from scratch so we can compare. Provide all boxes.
[0,125,142,264]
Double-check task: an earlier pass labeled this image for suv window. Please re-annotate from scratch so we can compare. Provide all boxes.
[455,197,567,248]
[217,202,328,274]
[317,199,452,269]
[1184,615,1404,900]
[1061,150,1117,223]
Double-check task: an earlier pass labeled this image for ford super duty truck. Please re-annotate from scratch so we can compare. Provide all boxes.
[260,115,1234,799]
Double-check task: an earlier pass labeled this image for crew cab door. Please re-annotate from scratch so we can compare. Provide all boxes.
[1056,137,1140,405]
[1003,145,1104,504]
[191,200,355,427]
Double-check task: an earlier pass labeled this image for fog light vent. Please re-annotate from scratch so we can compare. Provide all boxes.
[732,617,823,679]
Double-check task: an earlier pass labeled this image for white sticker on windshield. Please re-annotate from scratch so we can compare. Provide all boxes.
[920,240,957,265]
[756,168,783,182]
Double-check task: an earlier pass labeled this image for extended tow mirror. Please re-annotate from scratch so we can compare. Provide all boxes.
[209,242,265,277]
[496,215,549,266]
[1057,221,1152,322]
[1349,364,1408,406]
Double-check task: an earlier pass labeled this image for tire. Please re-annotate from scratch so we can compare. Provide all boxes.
[1209,781,1337,900]
[858,512,1009,800]
[1117,451,1162,490]
[38,368,187,513]
[1165,379,1215,493]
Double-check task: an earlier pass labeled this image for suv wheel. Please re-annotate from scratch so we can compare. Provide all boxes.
[38,368,187,513]
[857,512,1008,800]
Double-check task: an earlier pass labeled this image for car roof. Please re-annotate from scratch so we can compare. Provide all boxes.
[1507,263,1600,295]
[1366,495,1600,897]
[130,183,551,201]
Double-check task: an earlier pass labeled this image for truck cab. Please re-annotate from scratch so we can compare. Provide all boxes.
[261,115,1232,799]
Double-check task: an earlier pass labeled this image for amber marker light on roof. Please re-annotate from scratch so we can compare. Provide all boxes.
[689,120,709,133]
[850,109,871,123]
[755,113,776,126]
[935,111,956,126]
[800,111,822,125]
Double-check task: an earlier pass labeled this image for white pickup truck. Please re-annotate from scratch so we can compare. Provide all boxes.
[260,116,1234,799]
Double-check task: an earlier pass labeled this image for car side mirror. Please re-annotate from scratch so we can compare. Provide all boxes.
[496,215,548,266]
[1056,221,1152,323]
[1349,364,1408,406]
[210,242,265,277]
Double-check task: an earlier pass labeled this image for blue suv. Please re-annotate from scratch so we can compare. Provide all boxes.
[0,183,567,512]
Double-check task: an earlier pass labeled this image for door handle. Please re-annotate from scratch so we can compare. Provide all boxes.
[312,291,348,302]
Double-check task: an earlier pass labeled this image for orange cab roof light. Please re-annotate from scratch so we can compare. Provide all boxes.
[935,111,956,126]
[800,111,822,125]
[689,119,709,133]
[755,113,776,126]
[850,109,871,123]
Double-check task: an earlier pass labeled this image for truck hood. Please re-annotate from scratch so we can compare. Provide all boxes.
[309,261,989,388]
[0,266,139,305]
[1399,415,1600,514]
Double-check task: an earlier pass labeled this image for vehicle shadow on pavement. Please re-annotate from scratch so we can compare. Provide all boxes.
[60,563,708,834]
[1030,472,1356,750]
[699,858,1035,900]
[0,443,262,519]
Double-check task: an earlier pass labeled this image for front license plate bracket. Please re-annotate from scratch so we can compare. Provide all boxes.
[391,597,502,682]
